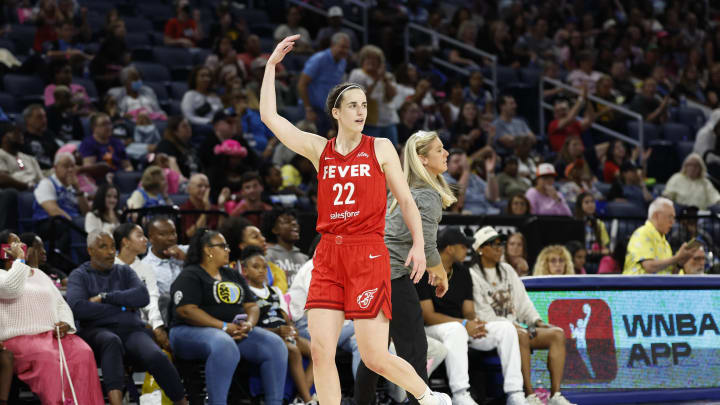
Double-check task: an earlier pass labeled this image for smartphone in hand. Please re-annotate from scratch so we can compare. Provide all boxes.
[686,238,703,250]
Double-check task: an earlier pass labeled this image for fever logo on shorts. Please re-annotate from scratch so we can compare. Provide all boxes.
[548,299,617,383]
[214,281,244,304]
[357,288,378,309]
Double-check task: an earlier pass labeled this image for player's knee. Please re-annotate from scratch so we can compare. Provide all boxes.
[361,350,388,375]
[310,339,336,365]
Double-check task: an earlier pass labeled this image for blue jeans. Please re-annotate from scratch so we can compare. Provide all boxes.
[170,325,288,405]
[364,124,399,146]
[296,318,360,378]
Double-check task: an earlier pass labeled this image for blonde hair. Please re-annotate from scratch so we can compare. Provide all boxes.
[140,166,165,193]
[533,244,575,276]
[357,44,385,68]
[389,131,456,212]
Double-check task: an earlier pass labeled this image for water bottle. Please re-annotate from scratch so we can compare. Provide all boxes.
[535,379,551,404]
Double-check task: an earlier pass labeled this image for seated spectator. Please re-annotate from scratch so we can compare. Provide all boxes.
[205,36,247,86]
[574,192,610,256]
[504,232,529,277]
[443,149,500,215]
[441,80,465,129]
[448,21,481,69]
[533,245,575,275]
[559,159,603,206]
[663,153,720,211]
[597,236,629,275]
[127,166,170,210]
[451,101,487,152]
[169,229,287,405]
[623,197,699,275]
[675,64,706,104]
[79,113,133,172]
[84,183,120,234]
[396,101,424,146]
[43,19,92,65]
[233,92,275,155]
[238,35,275,75]
[548,91,595,153]
[566,51,603,93]
[681,245,706,275]
[606,162,653,208]
[506,193,531,216]
[164,1,202,48]
[89,20,129,94]
[603,140,628,183]
[263,209,308,284]
[525,164,571,216]
[554,137,590,181]
[0,123,43,192]
[0,230,104,404]
[609,61,636,103]
[66,230,187,405]
[55,143,103,196]
[113,65,166,121]
[315,6,359,51]
[114,223,168,349]
[668,206,717,253]
[181,66,223,126]
[418,228,526,405]
[516,17,554,62]
[497,156,531,199]
[592,75,626,133]
[492,95,535,154]
[220,216,288,293]
[142,217,186,321]
[694,109,720,179]
[629,78,669,125]
[241,246,314,404]
[463,70,493,114]
[126,113,163,162]
[19,231,67,287]
[181,173,228,240]
[156,116,202,178]
[513,136,537,183]
[22,104,58,170]
[46,85,85,142]
[469,226,573,405]
[43,58,90,109]
[274,6,313,54]
[228,171,273,226]
[565,241,587,274]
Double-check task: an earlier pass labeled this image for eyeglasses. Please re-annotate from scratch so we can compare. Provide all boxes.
[548,257,566,265]
[208,243,230,250]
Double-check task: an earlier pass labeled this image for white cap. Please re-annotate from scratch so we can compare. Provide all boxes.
[536,163,557,177]
[472,226,501,251]
[328,6,343,17]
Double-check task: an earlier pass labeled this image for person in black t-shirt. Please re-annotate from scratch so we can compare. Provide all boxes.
[417,228,527,405]
[169,229,288,405]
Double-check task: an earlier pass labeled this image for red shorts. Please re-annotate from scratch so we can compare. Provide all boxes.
[306,234,392,320]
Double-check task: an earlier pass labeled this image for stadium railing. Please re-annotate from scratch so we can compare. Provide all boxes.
[286,0,369,45]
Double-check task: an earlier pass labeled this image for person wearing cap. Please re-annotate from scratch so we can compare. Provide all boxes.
[623,197,699,275]
[663,153,720,211]
[606,160,652,208]
[417,228,528,405]
[524,163,571,216]
[315,6,359,51]
[469,226,574,405]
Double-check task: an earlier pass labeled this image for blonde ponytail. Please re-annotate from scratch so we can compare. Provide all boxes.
[389,131,457,213]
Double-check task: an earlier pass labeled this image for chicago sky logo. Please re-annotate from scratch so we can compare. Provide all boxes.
[548,299,617,382]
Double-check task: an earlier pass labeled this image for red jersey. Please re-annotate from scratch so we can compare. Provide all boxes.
[316,135,387,237]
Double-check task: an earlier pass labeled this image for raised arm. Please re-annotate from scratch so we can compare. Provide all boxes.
[260,35,327,168]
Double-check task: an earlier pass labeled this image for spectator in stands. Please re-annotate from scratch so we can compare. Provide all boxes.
[676,64,706,104]
[19,231,67,287]
[505,232,529,277]
[220,216,288,293]
[548,90,596,153]
[555,136,591,181]
[493,95,535,153]
[232,90,275,155]
[263,209,308,285]
[668,205,716,254]
[46,85,85,142]
[127,166,170,210]
[469,226,574,405]
[164,1,202,48]
[506,193,531,216]
[681,245,706,275]
[463,70,493,114]
[591,75,626,132]
[513,135,537,183]
[603,140,628,183]
[393,63,435,109]
[206,36,247,85]
[451,101,487,152]
[32,0,60,53]
[142,217,186,320]
[629,78,670,124]
[207,3,247,51]
[0,123,43,193]
[565,241,587,274]
[156,116,202,178]
[349,45,399,145]
[559,159,603,206]
[315,6,359,51]
[533,245,575,276]
[418,228,527,405]
[90,20,129,94]
[516,18,554,62]
[663,153,720,211]
[396,101,424,146]
[441,80,465,129]
[609,61,636,103]
[241,245,315,404]
[0,230,104,405]
[497,156,531,199]
[443,149,500,215]
[606,161,653,208]
[113,65,166,120]
[169,228,287,405]
[274,6,313,54]
[448,21,481,69]
[238,35,270,75]
[84,182,120,234]
[298,32,351,137]
[43,58,89,109]
[525,164,571,216]
[79,113,133,172]
[227,171,272,226]
[566,51,603,93]
[623,197,699,275]
[22,104,58,170]
[43,18,92,64]
[182,66,223,127]
[574,192,610,256]
[66,230,187,405]
[206,136,252,203]
[182,173,228,240]
[486,20,521,67]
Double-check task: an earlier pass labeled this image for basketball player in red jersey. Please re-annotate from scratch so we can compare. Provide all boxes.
[260,35,451,405]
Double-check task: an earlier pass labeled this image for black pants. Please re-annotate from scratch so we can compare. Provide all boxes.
[79,326,186,401]
[354,275,428,405]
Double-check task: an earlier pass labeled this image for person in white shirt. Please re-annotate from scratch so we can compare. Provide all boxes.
[114,223,168,350]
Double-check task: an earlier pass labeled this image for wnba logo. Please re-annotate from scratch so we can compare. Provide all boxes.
[548,299,617,383]
[357,288,378,309]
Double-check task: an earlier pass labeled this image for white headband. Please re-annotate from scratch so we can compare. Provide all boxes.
[333,84,362,108]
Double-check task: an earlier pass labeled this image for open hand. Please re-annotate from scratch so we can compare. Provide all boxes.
[268,35,300,66]
[405,243,427,283]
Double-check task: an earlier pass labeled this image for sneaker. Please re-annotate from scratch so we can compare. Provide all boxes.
[451,390,479,405]
[525,394,544,405]
[506,392,529,405]
[547,392,576,405]
[432,391,452,405]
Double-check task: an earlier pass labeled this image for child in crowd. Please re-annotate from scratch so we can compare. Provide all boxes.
[241,246,316,405]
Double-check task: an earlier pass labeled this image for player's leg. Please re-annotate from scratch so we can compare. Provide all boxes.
[307,308,345,405]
